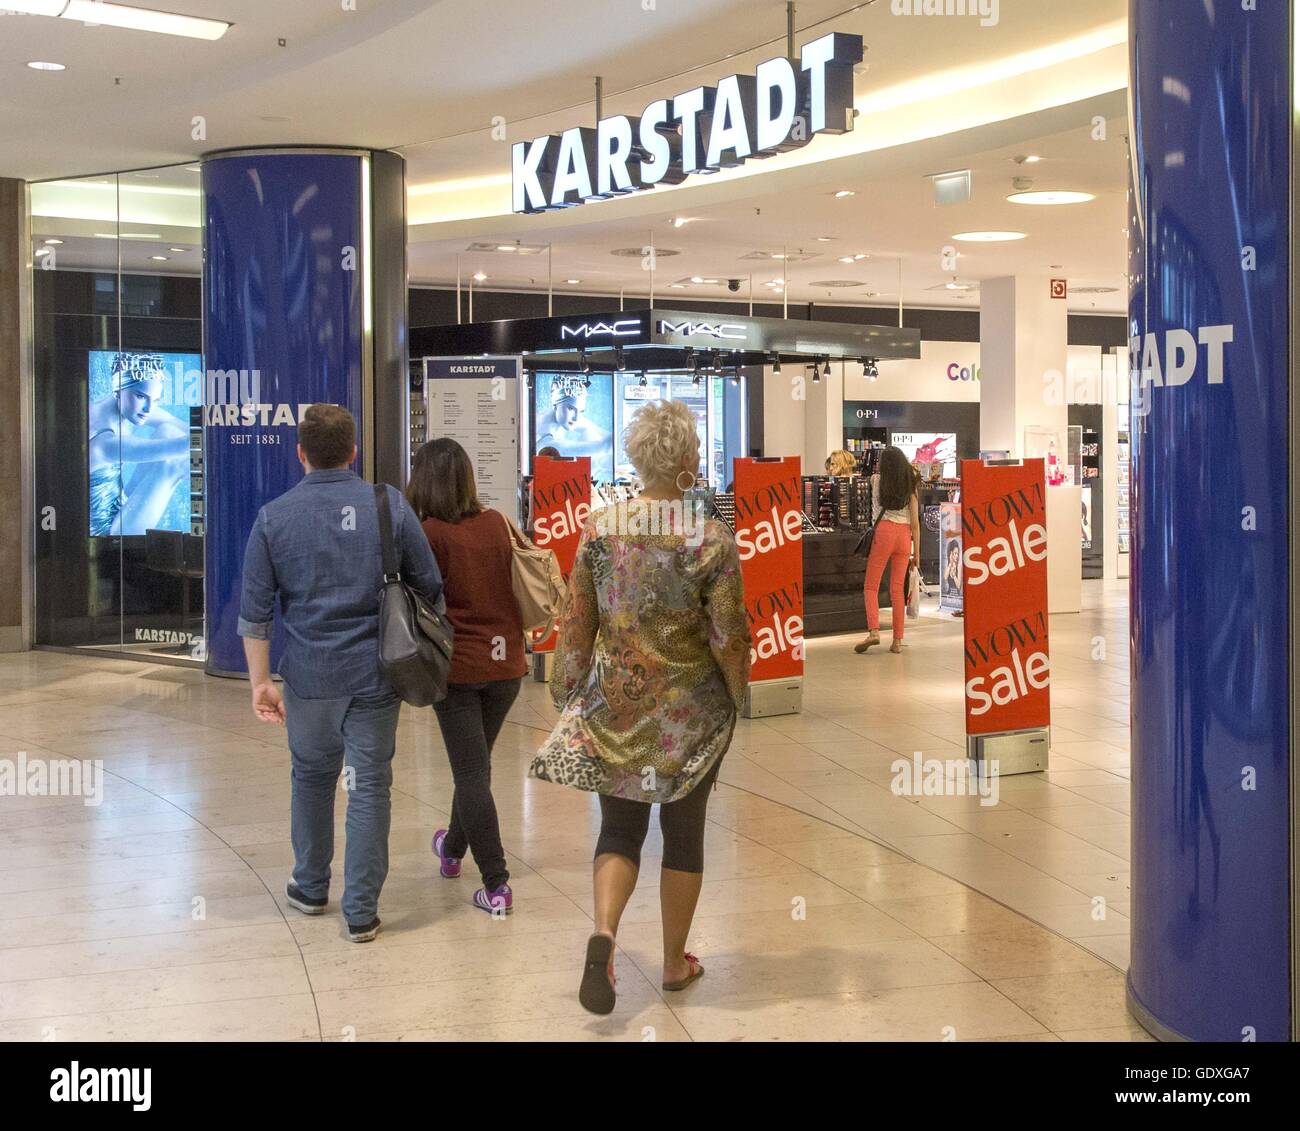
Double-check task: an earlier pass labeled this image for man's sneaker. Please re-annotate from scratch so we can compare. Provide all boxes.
[473,884,513,915]
[285,882,327,916]
[347,917,381,943]
[432,829,461,879]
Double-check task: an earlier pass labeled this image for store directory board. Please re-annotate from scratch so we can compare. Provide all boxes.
[424,357,521,514]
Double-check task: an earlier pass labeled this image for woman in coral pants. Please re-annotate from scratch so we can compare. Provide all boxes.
[857,447,922,655]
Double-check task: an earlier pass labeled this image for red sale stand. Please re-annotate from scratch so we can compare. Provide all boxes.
[733,456,804,718]
[529,455,590,657]
[960,458,1051,775]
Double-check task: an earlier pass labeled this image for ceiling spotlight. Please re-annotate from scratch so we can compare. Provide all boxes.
[579,349,591,375]
[614,347,626,371]
[771,354,782,375]
[811,361,821,384]
[833,189,856,198]
[863,358,880,380]
[638,372,648,387]
[1007,190,1096,205]
[822,359,832,380]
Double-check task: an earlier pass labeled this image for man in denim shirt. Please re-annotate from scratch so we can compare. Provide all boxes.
[239,404,443,942]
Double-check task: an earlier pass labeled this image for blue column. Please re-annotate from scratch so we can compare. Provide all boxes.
[1128,2,1292,1040]
[201,148,405,677]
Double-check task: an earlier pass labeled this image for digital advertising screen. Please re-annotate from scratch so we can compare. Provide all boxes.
[534,371,614,482]
[87,350,202,537]
[891,432,958,477]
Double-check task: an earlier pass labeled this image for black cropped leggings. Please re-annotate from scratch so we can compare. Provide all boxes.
[594,759,722,874]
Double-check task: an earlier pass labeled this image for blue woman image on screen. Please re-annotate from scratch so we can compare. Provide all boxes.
[535,372,613,480]
[88,352,193,536]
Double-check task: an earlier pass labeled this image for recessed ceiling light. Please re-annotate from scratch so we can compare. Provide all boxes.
[150,255,169,261]
[672,217,691,228]
[833,190,856,198]
[952,231,1028,242]
[839,257,854,264]
[690,276,704,284]
[34,248,51,256]
[1008,190,1095,205]
[670,283,686,289]
[43,238,63,245]
[169,247,186,252]
[496,244,517,252]
[472,271,487,282]
[816,236,833,242]
[1014,155,1043,164]
[565,278,581,284]
[853,253,868,260]
[26,61,65,71]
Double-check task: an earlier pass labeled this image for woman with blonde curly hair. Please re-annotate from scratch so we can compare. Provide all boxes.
[531,399,752,1015]
[825,449,857,477]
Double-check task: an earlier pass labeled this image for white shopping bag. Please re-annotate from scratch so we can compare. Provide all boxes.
[906,565,921,619]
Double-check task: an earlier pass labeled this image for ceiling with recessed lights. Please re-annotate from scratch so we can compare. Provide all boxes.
[10,0,1129,311]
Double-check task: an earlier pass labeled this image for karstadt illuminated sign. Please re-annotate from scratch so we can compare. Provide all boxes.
[512,32,863,213]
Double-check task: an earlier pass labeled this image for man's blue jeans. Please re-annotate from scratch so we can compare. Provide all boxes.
[282,683,402,926]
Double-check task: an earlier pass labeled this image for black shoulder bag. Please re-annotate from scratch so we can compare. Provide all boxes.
[374,485,455,706]
[854,475,879,558]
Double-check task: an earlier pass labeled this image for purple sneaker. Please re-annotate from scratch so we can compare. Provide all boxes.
[432,829,461,879]
[473,884,512,916]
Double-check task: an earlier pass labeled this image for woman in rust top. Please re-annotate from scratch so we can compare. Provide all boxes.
[408,438,527,915]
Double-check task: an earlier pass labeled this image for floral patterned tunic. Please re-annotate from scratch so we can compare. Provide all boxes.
[530,501,752,804]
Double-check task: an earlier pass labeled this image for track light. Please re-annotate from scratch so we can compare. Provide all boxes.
[615,347,626,371]
[863,357,879,380]
[822,359,832,380]
[811,362,821,384]
[638,371,648,387]
[579,348,591,375]
[771,354,782,375]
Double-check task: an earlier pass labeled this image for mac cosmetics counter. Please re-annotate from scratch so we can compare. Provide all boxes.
[406,308,992,640]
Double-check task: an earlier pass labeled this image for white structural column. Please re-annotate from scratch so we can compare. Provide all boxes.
[803,360,844,471]
[979,276,1069,455]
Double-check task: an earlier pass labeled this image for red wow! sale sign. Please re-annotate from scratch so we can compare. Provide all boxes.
[733,456,804,682]
[960,459,1050,736]
[530,455,590,652]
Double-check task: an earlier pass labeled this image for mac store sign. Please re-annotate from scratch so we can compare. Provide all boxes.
[511,32,863,213]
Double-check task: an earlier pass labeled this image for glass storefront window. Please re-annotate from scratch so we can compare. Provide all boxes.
[30,165,205,662]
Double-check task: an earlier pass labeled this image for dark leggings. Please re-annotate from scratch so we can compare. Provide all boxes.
[431,678,521,890]
[595,759,722,874]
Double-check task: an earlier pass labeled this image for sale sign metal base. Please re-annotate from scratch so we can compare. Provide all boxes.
[967,727,1051,778]
[742,677,803,719]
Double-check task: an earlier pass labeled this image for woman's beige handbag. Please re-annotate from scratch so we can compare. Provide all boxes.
[500,513,566,632]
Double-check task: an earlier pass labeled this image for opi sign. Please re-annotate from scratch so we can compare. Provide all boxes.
[511,32,863,213]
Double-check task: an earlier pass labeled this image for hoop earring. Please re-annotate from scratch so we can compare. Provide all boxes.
[675,470,696,492]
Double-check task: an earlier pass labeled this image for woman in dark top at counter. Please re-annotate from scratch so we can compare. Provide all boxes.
[408,437,527,916]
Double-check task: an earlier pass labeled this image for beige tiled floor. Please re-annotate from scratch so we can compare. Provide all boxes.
[0,580,1142,1042]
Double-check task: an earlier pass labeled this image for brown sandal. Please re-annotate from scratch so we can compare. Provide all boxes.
[663,952,705,991]
[579,933,617,1015]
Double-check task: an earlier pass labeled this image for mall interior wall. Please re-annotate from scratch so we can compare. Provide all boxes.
[1,177,30,653]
